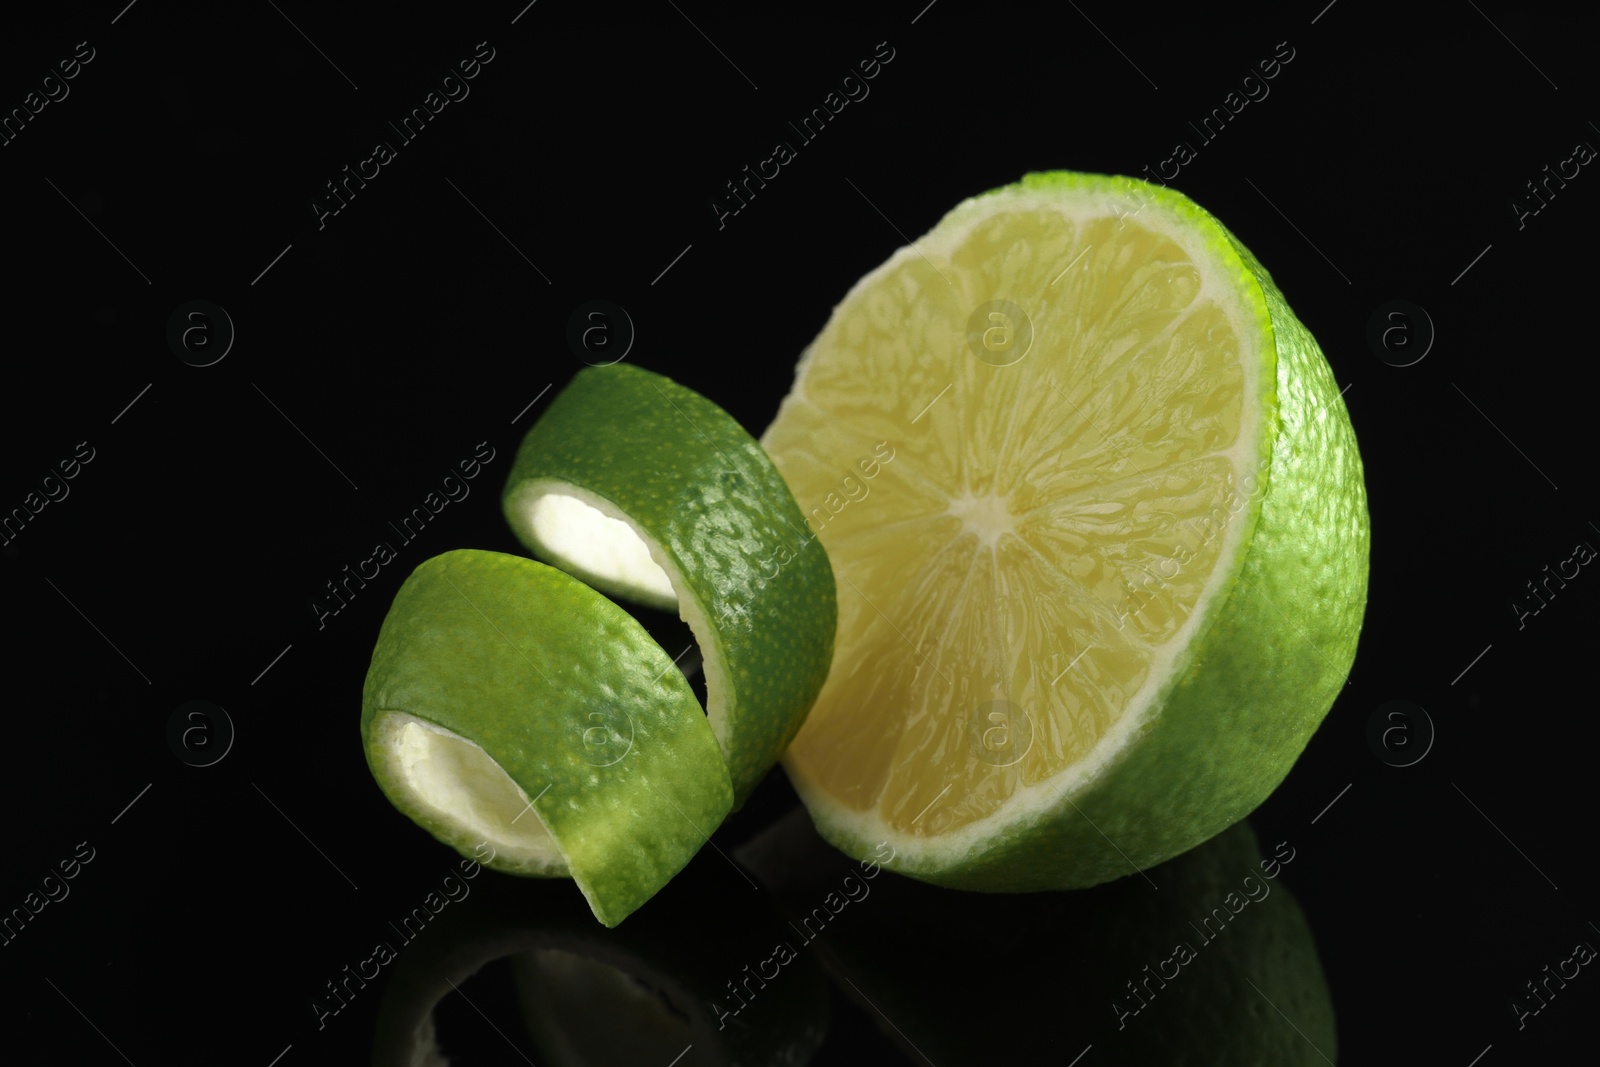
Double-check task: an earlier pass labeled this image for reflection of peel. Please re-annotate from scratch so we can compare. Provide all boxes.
[513,950,701,1065]
[370,857,828,1067]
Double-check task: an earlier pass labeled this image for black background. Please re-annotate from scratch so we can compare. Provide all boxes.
[2,1,1596,1064]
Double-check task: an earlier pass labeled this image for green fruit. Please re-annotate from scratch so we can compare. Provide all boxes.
[361,549,732,926]
[760,170,1369,889]
[502,363,837,804]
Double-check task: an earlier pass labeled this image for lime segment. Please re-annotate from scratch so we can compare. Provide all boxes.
[503,364,836,803]
[361,549,733,926]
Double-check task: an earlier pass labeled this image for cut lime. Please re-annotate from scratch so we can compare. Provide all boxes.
[361,549,733,926]
[503,363,836,803]
[761,171,1368,889]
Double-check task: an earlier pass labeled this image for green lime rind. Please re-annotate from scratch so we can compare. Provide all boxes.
[361,549,733,926]
[792,171,1368,890]
[502,364,837,804]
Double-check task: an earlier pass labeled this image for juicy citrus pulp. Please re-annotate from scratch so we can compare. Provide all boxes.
[761,171,1368,889]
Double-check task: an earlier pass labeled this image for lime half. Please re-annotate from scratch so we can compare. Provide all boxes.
[761,171,1368,889]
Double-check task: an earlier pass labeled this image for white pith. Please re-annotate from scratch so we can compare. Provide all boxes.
[505,478,734,755]
[946,490,1019,550]
[765,181,1270,859]
[521,489,676,606]
[375,711,570,875]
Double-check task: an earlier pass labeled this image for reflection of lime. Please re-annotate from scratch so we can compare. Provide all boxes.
[738,809,1337,1065]
[761,171,1368,889]
[502,363,836,804]
[361,549,731,926]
